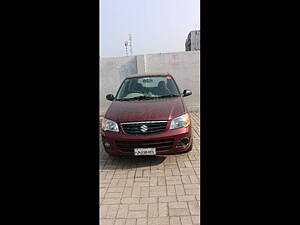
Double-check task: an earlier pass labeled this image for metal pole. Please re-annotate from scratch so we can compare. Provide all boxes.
[124,41,128,56]
[129,34,132,56]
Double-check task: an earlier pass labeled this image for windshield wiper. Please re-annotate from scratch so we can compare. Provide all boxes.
[119,96,156,101]
[156,94,179,98]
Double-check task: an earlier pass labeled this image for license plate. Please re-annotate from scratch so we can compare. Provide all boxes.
[134,148,156,156]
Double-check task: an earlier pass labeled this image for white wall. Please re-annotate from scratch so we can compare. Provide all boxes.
[100,51,200,115]
[141,51,200,112]
[100,56,137,115]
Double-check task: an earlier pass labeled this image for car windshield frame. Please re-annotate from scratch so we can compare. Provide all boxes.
[115,75,181,101]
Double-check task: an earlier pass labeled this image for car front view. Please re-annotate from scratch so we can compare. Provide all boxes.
[101,73,193,156]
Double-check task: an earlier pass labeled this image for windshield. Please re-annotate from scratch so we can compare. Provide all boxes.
[115,76,180,101]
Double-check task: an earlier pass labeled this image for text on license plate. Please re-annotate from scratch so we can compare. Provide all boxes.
[134,148,156,156]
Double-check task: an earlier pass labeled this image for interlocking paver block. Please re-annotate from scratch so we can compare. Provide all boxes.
[164,164,178,169]
[139,197,157,204]
[128,171,136,178]
[127,211,147,218]
[180,216,193,225]
[167,185,176,196]
[159,196,177,203]
[159,202,168,217]
[102,198,121,205]
[184,184,199,189]
[171,168,180,176]
[149,176,158,186]
[141,189,150,199]
[142,169,150,177]
[101,182,110,188]
[125,178,134,187]
[107,187,124,193]
[170,216,181,225]
[148,203,158,217]
[188,201,200,215]
[114,174,128,179]
[177,195,196,202]
[181,176,192,184]
[164,169,173,176]
[100,219,115,225]
[129,204,147,211]
[191,215,200,224]
[100,188,107,198]
[134,178,149,182]
[105,192,123,198]
[106,204,119,218]
[185,189,199,195]
[115,219,126,225]
[179,168,196,176]
[135,169,143,178]
[149,191,167,197]
[169,208,190,216]
[168,202,188,209]
[189,175,199,184]
[158,176,166,186]
[122,187,133,197]
[150,186,166,192]
[166,176,181,181]
[175,184,185,195]
[136,218,147,225]
[133,182,149,187]
[100,205,109,218]
[125,218,136,225]
[149,186,167,197]
[121,198,139,204]
[131,187,141,197]
[117,205,129,218]
[184,161,193,168]
[148,217,169,225]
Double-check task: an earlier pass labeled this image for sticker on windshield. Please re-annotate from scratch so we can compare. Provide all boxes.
[166,76,172,79]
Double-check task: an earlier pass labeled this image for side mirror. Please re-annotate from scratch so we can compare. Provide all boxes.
[106,94,114,101]
[182,89,192,97]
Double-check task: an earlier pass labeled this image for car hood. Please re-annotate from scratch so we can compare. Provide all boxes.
[104,97,187,122]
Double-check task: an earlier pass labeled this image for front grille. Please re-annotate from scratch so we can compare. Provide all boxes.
[116,138,174,152]
[121,121,168,135]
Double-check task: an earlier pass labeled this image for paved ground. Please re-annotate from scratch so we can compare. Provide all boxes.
[100,112,200,225]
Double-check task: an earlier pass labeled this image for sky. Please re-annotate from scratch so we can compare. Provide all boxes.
[100,0,200,57]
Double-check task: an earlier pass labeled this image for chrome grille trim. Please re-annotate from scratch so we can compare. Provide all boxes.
[121,121,168,135]
[120,120,168,125]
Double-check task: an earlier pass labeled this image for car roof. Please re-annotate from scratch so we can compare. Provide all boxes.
[126,72,172,79]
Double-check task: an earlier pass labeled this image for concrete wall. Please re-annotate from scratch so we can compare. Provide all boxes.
[100,56,137,115]
[100,51,200,116]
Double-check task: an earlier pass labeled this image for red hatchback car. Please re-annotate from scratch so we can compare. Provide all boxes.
[101,73,193,156]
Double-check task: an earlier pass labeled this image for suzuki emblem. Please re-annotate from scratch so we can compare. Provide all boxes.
[140,125,148,133]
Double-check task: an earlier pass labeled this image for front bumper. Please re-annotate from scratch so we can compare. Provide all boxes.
[101,125,192,156]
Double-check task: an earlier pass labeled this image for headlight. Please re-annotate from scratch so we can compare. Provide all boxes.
[101,118,119,132]
[170,113,190,129]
